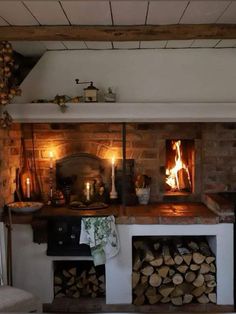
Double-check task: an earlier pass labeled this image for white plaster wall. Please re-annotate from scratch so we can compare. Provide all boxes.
[14,49,236,104]
[11,223,234,305]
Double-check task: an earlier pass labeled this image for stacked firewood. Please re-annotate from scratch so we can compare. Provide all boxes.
[132,237,216,306]
[54,265,105,299]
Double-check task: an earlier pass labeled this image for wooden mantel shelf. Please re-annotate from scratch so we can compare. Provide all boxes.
[2,202,233,225]
[7,102,236,123]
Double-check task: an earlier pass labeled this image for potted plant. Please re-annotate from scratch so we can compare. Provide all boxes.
[135,174,151,205]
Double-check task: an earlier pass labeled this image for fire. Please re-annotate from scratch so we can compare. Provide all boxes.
[166,140,191,191]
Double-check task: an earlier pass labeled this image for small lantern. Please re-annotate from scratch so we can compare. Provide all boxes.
[84,82,99,102]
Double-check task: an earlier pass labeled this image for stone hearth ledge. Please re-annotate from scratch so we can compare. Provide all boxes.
[2,202,234,225]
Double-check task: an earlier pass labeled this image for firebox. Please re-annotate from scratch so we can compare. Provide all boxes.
[165,140,195,195]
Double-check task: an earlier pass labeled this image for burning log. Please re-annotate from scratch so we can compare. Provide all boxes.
[165,140,192,192]
[177,168,191,191]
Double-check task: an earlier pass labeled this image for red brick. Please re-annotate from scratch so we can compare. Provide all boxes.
[10,147,20,155]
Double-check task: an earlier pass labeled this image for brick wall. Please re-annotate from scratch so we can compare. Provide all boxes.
[0,123,21,211]
[202,123,236,193]
[21,123,123,201]
[20,122,236,203]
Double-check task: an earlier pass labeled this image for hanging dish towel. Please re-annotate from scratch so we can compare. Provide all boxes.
[80,215,119,266]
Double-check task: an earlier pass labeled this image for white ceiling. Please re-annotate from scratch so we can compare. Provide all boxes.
[0,0,236,55]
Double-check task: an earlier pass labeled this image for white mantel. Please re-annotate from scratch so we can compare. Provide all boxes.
[6,102,236,123]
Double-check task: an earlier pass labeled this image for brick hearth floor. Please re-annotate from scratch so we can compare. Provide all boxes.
[43,298,234,313]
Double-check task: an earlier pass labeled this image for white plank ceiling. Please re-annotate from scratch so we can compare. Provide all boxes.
[0,0,236,56]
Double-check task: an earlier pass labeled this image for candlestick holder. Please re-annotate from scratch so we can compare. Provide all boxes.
[110,174,118,199]
[49,166,53,201]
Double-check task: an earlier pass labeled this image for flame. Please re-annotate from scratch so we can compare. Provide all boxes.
[166,140,191,191]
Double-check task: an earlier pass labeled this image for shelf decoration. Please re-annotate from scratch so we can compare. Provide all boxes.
[32,94,82,113]
[104,87,116,102]
[75,79,99,102]
[0,41,21,128]
[53,95,70,113]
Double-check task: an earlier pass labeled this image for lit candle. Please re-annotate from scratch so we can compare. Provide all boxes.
[110,157,117,199]
[26,177,30,199]
[86,182,90,201]
[49,151,53,169]
[50,187,53,199]
[111,156,115,177]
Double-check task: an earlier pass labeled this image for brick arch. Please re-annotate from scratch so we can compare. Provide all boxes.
[55,142,100,159]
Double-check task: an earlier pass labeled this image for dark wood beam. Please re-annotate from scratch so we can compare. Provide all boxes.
[1,24,236,41]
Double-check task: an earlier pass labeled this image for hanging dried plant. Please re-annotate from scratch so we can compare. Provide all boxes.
[0,41,21,128]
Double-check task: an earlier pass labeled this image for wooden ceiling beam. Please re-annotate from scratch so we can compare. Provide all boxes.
[1,24,236,41]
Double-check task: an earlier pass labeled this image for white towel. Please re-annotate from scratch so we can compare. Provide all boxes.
[80,215,119,266]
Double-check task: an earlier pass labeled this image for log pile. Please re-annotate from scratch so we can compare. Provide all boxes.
[54,263,105,299]
[132,237,216,306]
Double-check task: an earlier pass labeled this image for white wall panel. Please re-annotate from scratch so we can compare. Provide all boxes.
[13,49,236,103]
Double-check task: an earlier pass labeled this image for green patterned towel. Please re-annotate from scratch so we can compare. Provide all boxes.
[80,215,119,266]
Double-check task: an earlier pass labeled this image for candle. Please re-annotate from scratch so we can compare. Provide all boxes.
[111,156,115,177]
[49,151,53,169]
[50,187,53,199]
[110,157,117,199]
[86,182,90,201]
[26,177,30,199]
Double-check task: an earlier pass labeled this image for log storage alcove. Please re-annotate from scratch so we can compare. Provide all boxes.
[54,261,105,299]
[132,236,216,306]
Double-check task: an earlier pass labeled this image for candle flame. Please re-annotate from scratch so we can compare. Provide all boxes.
[112,156,115,165]
[26,177,30,184]
[49,151,54,158]
[86,182,90,189]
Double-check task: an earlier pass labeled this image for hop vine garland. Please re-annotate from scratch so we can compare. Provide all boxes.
[0,41,21,128]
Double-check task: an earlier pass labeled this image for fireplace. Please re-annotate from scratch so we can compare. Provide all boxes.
[1,121,235,309]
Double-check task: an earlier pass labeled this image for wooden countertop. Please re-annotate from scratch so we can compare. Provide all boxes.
[2,202,231,225]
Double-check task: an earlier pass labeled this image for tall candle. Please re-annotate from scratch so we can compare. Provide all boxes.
[111,157,115,177]
[86,182,90,201]
[26,177,30,199]
[110,157,117,199]
[49,151,53,169]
